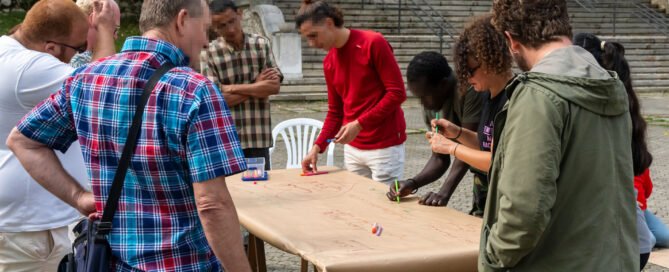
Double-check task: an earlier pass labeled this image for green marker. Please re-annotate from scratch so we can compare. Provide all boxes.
[394,179,400,203]
[435,112,440,133]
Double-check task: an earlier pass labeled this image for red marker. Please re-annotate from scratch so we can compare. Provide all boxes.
[300,171,329,176]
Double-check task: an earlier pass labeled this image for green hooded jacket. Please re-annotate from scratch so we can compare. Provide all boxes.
[478,46,638,271]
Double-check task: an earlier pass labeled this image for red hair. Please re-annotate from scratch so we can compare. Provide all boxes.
[21,0,88,43]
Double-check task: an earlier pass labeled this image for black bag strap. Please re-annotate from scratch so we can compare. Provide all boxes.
[98,63,175,234]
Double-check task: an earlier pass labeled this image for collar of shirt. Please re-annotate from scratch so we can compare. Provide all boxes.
[121,36,189,66]
[219,33,249,53]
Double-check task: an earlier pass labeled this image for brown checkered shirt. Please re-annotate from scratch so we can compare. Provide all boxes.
[200,33,281,149]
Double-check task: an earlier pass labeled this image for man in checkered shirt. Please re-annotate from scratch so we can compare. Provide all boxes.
[200,0,282,168]
[7,0,252,271]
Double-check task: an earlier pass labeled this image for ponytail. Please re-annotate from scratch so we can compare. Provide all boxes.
[601,41,654,175]
[574,33,653,175]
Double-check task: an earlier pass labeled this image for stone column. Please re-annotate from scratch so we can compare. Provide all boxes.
[272,23,303,81]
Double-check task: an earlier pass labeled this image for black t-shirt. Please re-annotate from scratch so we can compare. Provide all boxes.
[477,91,508,154]
[469,89,508,180]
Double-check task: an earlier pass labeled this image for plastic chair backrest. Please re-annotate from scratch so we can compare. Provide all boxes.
[269,118,335,169]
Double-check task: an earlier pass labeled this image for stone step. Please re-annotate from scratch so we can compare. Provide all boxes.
[274,84,668,101]
[283,9,650,19]
[286,71,669,82]
[278,2,658,16]
[276,0,650,11]
[300,47,669,57]
[278,0,669,37]
[307,37,668,46]
[285,15,662,26]
[634,73,669,80]
[271,0,669,98]
[298,54,669,64]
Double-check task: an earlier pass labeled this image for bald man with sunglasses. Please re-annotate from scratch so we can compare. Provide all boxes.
[70,0,120,68]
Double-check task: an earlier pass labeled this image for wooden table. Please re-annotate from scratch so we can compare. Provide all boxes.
[227,168,482,272]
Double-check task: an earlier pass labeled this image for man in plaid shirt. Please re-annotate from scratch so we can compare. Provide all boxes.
[7,0,252,271]
[200,0,282,167]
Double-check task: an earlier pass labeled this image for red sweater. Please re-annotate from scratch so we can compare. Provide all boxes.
[634,168,653,210]
[315,29,407,152]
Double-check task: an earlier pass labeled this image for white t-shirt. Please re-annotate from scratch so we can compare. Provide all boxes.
[0,35,89,232]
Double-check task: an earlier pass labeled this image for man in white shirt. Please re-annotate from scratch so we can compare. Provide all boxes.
[0,0,116,271]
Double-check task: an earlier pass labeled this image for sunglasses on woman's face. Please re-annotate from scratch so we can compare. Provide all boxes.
[466,64,481,78]
[47,40,87,54]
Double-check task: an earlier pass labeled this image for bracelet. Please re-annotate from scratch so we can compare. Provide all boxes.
[452,143,461,159]
[408,178,419,194]
[449,126,463,140]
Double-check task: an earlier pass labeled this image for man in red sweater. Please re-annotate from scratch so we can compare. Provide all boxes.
[296,0,406,184]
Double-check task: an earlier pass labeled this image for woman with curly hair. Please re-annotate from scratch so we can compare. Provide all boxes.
[296,0,407,184]
[427,14,514,216]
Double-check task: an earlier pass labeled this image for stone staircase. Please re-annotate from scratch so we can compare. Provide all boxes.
[270,0,669,100]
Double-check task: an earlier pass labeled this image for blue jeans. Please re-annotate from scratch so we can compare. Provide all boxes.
[645,209,669,248]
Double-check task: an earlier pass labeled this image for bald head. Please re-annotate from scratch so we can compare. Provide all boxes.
[76,0,122,46]
[21,0,88,44]
[76,0,120,19]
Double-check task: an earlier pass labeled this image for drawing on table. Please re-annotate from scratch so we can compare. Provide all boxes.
[269,179,356,200]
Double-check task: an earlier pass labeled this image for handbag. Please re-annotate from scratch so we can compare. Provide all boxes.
[58,63,175,272]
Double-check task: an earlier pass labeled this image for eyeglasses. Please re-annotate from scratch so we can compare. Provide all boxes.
[47,40,87,54]
[466,64,481,78]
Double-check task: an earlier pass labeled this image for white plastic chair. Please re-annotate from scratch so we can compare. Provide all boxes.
[269,118,335,169]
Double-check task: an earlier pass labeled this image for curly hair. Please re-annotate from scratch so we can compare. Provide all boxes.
[454,14,512,92]
[491,0,572,48]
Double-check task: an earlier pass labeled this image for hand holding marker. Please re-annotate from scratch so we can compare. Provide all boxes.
[394,179,400,203]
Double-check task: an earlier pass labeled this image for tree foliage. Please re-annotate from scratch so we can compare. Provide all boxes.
[2,0,142,18]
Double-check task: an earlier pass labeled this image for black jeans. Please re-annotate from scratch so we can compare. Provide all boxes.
[243,148,271,170]
[640,253,650,271]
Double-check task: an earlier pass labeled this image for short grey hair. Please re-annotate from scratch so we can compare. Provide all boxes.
[75,0,95,15]
[139,0,206,33]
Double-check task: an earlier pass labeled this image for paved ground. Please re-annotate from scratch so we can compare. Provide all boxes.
[261,94,669,271]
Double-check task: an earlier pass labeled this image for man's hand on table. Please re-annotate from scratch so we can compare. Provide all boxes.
[386,179,416,201]
[418,191,451,206]
[301,145,321,173]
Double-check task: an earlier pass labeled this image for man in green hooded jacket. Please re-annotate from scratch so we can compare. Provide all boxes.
[479,0,638,271]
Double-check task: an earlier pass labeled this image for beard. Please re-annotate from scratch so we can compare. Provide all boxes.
[513,51,531,72]
[56,51,71,63]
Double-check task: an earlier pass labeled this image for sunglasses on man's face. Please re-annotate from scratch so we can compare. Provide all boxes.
[47,40,87,54]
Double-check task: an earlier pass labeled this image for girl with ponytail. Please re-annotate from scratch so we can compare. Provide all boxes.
[574,32,669,271]
[297,1,408,185]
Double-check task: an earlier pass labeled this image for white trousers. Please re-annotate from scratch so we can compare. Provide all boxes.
[344,143,405,184]
[0,226,71,272]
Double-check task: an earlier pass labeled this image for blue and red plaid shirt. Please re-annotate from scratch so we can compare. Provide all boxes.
[17,37,247,271]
